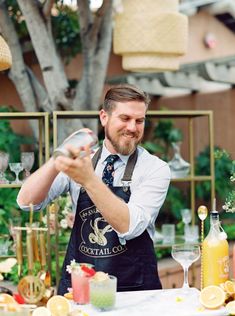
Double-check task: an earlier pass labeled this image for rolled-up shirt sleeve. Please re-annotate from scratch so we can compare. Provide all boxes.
[17,172,72,211]
[117,160,171,242]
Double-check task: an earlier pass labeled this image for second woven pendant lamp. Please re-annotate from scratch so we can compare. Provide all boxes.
[0,35,12,71]
[113,0,188,72]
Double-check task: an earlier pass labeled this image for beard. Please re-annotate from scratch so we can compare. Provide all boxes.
[105,126,143,155]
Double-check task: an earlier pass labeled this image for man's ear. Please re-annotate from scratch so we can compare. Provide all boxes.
[99,109,108,127]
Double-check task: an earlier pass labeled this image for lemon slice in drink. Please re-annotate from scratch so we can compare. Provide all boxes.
[199,285,226,309]
[47,295,71,316]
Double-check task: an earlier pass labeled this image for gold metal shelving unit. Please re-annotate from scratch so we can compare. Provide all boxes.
[0,112,50,189]
[0,112,50,265]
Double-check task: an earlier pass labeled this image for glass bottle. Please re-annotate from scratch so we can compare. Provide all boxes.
[202,211,229,287]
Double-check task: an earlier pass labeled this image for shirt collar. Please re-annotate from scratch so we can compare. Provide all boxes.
[100,141,130,165]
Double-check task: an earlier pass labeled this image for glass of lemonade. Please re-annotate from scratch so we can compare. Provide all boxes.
[89,273,117,311]
[71,263,94,305]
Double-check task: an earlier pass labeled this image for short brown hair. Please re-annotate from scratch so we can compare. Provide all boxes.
[103,84,151,113]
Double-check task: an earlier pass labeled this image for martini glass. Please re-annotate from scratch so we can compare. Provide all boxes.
[21,152,35,179]
[0,152,9,184]
[171,244,200,291]
[9,162,24,184]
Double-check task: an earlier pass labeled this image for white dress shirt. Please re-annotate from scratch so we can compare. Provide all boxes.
[17,145,171,243]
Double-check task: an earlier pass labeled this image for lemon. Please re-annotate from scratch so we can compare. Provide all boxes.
[0,293,17,305]
[226,301,235,315]
[199,285,226,309]
[93,271,109,282]
[64,292,73,300]
[32,306,51,316]
[47,295,71,316]
[224,280,235,295]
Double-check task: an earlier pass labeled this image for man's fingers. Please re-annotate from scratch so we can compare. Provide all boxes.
[64,144,81,158]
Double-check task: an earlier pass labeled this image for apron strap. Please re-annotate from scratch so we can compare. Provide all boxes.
[92,147,102,169]
[92,146,138,183]
[121,149,138,182]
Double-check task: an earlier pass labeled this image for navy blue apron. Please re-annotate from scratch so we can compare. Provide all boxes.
[58,147,162,295]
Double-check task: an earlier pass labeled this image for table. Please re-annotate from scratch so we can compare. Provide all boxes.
[71,288,228,316]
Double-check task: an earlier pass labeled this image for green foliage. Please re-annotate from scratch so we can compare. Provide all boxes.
[6,0,82,64]
[0,106,34,234]
[52,2,82,63]
[157,186,188,224]
[143,119,187,227]
[195,146,234,202]
[143,119,183,161]
[6,0,28,40]
[7,261,42,285]
[0,106,34,162]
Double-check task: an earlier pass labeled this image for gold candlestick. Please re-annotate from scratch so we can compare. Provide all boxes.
[197,205,208,290]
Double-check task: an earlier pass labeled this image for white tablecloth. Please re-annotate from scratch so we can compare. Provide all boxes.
[71,288,228,316]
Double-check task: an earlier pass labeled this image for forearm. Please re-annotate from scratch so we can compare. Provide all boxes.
[17,158,59,206]
[84,175,130,234]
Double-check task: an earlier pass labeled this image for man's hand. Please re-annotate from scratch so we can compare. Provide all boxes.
[54,144,95,186]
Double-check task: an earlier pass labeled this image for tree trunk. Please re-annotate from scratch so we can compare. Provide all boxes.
[0,1,38,137]
[17,0,70,110]
[74,0,113,112]
[1,0,115,142]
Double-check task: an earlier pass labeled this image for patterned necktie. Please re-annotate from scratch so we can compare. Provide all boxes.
[102,155,119,187]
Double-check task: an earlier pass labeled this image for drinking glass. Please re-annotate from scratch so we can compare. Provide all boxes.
[9,162,23,184]
[171,244,200,290]
[71,264,94,304]
[181,209,192,240]
[0,152,9,184]
[162,224,175,244]
[89,275,117,311]
[21,152,35,178]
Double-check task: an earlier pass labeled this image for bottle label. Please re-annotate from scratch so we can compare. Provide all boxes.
[218,255,229,278]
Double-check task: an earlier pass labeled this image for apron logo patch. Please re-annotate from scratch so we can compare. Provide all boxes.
[79,205,127,258]
[89,217,113,246]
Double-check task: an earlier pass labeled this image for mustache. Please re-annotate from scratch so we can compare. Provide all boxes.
[121,131,139,138]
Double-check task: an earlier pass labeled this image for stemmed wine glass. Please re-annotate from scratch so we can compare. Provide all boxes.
[0,152,9,184]
[21,152,35,179]
[9,162,24,184]
[171,244,200,291]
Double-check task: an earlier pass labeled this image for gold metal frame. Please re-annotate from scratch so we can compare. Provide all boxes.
[0,112,50,269]
[0,112,50,188]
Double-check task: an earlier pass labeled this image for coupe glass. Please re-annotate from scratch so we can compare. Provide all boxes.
[21,152,35,178]
[171,244,200,290]
[9,162,24,184]
[0,152,9,184]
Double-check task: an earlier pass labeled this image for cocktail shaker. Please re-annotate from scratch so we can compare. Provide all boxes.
[53,129,98,158]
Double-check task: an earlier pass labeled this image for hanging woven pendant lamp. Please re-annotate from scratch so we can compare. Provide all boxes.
[113,0,188,72]
[0,35,12,71]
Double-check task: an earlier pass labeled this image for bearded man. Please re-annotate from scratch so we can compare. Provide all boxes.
[17,84,170,294]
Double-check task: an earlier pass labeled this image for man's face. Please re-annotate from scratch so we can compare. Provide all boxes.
[100,101,146,155]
